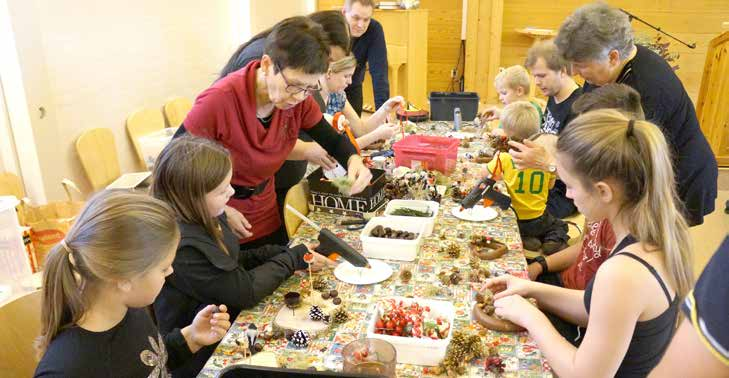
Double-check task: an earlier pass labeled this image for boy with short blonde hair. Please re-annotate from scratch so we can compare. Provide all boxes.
[482,65,544,130]
[486,101,567,254]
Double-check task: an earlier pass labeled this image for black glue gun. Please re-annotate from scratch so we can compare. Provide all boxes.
[460,175,512,210]
[285,205,370,268]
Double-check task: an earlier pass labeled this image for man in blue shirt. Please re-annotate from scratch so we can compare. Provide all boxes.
[342,0,389,115]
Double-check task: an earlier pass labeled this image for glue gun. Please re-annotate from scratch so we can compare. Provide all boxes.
[460,175,512,211]
[285,205,371,268]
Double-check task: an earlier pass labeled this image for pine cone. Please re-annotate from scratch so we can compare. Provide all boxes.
[331,307,350,324]
[312,276,329,291]
[399,268,412,282]
[469,255,480,270]
[309,305,325,321]
[445,243,461,258]
[290,330,310,348]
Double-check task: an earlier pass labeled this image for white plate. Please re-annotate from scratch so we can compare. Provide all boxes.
[450,205,498,222]
[334,259,393,285]
[445,131,476,139]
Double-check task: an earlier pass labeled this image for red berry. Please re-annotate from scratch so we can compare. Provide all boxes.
[386,321,395,330]
[376,320,384,329]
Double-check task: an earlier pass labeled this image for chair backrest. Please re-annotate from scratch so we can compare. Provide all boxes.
[163,97,193,129]
[75,128,121,191]
[283,181,310,238]
[126,108,166,169]
[0,290,42,377]
[0,172,25,199]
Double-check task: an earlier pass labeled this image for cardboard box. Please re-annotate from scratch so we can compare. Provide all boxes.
[307,168,387,216]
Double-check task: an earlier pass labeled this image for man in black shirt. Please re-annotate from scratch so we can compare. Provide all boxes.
[553,2,717,226]
[524,40,583,218]
[342,0,389,115]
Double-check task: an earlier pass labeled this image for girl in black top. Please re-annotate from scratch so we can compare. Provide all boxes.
[34,190,231,377]
[485,110,694,377]
[150,137,335,375]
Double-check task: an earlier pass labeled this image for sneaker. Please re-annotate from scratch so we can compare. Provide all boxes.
[522,236,542,251]
[542,241,567,255]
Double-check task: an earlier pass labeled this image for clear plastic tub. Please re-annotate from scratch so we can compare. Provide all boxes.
[0,196,33,299]
[393,135,459,174]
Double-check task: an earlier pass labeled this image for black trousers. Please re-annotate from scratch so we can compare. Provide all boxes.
[345,85,363,116]
[517,211,569,244]
[547,180,577,219]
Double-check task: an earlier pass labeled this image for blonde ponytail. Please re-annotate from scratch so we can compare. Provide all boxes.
[35,190,179,357]
[556,109,694,299]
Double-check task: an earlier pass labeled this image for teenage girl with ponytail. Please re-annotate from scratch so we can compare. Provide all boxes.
[485,109,694,377]
[34,190,231,377]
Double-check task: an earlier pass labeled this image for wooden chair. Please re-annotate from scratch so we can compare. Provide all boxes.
[0,290,42,377]
[75,128,121,191]
[126,108,166,169]
[0,172,25,199]
[283,181,310,238]
[163,97,192,129]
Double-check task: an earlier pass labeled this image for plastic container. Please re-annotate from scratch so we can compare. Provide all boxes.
[384,200,439,237]
[393,135,460,174]
[429,92,479,121]
[0,196,33,296]
[138,127,176,169]
[359,217,425,261]
[366,297,455,366]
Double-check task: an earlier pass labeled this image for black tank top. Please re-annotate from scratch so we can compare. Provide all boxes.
[583,235,679,377]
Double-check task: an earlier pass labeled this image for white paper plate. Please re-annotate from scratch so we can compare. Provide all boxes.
[450,205,498,222]
[334,259,393,285]
[445,131,476,139]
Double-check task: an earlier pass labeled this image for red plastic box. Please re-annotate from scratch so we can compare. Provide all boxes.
[393,135,460,174]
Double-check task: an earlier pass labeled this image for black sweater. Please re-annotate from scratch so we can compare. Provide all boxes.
[348,18,389,109]
[584,45,717,225]
[154,214,308,331]
[34,308,191,377]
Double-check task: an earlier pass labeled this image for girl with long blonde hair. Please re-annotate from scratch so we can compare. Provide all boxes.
[485,109,694,377]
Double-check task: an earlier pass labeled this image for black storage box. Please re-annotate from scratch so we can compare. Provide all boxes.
[429,91,480,121]
[307,167,387,216]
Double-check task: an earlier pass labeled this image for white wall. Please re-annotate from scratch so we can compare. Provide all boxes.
[6,0,250,200]
[4,0,315,201]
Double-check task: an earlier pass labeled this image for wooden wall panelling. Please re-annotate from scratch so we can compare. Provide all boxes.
[464,0,503,104]
[697,31,729,166]
[500,0,729,103]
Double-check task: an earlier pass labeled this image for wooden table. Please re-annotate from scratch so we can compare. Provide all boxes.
[198,122,553,377]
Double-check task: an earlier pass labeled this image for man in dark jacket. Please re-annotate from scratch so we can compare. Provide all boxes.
[342,0,389,115]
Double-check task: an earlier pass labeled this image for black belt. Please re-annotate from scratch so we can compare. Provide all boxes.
[232,179,270,200]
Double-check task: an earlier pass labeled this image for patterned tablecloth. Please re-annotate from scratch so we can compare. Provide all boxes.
[199,122,553,377]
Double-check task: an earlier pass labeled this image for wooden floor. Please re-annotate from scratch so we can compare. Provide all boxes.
[691,168,729,277]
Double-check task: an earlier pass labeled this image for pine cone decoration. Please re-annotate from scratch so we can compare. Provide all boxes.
[309,305,325,321]
[331,306,350,324]
[399,268,413,283]
[290,330,310,348]
[312,276,328,291]
[469,255,480,270]
[445,243,461,258]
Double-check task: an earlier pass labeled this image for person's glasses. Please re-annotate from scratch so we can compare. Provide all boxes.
[276,63,321,96]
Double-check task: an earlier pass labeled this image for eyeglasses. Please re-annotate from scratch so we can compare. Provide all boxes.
[275,63,321,96]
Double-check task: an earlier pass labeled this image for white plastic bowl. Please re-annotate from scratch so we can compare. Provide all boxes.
[360,217,425,261]
[366,297,455,366]
[383,200,440,236]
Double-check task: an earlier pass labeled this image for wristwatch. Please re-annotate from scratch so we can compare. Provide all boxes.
[535,255,549,274]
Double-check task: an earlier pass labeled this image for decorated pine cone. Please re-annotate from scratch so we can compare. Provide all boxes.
[331,306,350,324]
[309,305,325,321]
[312,276,329,291]
[290,330,310,348]
[445,243,461,258]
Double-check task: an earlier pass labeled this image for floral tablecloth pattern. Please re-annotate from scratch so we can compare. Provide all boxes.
[199,123,552,377]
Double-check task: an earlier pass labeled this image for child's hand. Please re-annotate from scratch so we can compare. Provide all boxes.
[493,294,543,328]
[479,106,501,122]
[374,123,399,140]
[224,206,253,239]
[184,304,231,353]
